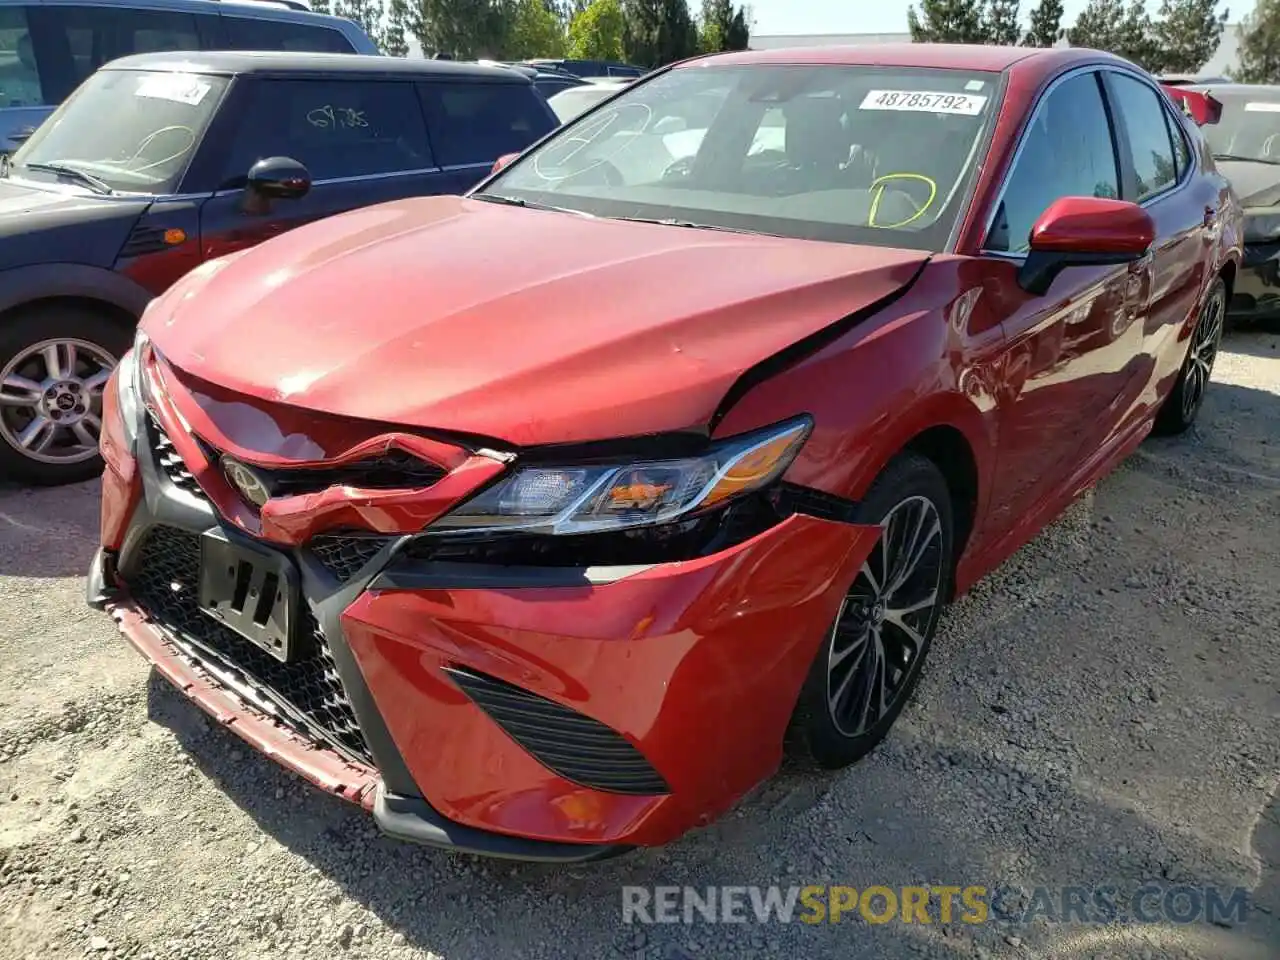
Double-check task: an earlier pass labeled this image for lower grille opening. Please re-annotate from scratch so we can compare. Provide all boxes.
[127,525,374,765]
[308,534,394,583]
[445,666,669,796]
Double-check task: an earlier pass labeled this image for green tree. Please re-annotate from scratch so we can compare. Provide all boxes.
[383,0,411,55]
[311,0,332,13]
[623,0,699,67]
[1022,0,1064,45]
[984,0,1021,44]
[406,0,516,59]
[1067,0,1158,69]
[1150,0,1229,73]
[699,0,750,52]
[1234,0,1280,82]
[567,0,626,59]
[907,0,988,43]
[335,0,386,48]
[508,0,568,56]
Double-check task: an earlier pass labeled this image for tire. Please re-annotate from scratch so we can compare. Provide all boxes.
[0,304,132,486]
[786,452,955,769]
[1153,278,1226,437]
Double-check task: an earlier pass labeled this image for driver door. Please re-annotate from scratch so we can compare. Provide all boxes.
[980,70,1149,541]
[193,76,442,263]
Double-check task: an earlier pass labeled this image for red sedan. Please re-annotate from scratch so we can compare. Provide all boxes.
[89,44,1239,859]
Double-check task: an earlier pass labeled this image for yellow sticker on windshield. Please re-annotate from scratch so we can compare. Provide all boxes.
[859,90,987,116]
[135,74,211,106]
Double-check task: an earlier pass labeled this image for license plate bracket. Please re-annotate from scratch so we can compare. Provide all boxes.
[197,529,299,663]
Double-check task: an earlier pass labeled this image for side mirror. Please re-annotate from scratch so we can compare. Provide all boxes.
[1017,197,1155,296]
[492,152,520,174]
[246,156,311,201]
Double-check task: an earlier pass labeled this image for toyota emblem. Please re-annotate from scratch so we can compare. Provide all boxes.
[221,457,270,509]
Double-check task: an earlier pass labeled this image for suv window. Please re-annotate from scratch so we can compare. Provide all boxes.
[1108,73,1178,200]
[0,6,42,107]
[53,6,202,87]
[419,81,555,166]
[987,72,1120,254]
[220,78,431,185]
[222,17,354,52]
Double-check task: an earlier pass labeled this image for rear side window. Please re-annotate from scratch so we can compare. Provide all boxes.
[1163,103,1193,178]
[219,78,431,184]
[51,6,202,88]
[222,17,354,52]
[0,6,43,107]
[987,72,1120,253]
[419,81,555,166]
[1107,73,1179,200]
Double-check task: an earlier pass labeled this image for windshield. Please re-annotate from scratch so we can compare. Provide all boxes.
[1201,89,1280,164]
[481,63,1001,249]
[10,69,228,194]
[548,85,625,123]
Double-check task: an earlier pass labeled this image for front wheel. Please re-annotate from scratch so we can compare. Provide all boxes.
[0,305,130,486]
[1153,278,1226,436]
[786,453,954,769]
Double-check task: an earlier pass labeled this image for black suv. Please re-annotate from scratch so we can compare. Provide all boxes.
[0,51,557,485]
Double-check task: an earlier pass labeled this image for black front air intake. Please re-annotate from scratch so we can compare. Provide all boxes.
[444,667,670,796]
[127,525,374,764]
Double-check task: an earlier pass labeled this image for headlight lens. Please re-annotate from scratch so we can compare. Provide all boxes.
[1244,211,1280,244]
[115,328,149,450]
[431,417,812,535]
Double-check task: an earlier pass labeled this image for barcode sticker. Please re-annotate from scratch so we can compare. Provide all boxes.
[135,74,211,106]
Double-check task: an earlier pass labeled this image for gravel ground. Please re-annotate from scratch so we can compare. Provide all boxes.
[0,332,1277,960]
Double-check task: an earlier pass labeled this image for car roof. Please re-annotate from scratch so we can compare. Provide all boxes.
[684,43,1124,75]
[102,50,529,81]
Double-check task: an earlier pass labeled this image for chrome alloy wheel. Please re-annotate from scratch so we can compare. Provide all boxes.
[825,495,945,738]
[0,338,117,465]
[1182,287,1224,422]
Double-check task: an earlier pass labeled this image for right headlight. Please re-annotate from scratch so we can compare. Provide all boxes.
[430,417,813,537]
[114,328,149,452]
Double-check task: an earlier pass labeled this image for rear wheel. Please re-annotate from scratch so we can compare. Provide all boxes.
[1154,278,1226,436]
[0,304,131,486]
[787,453,954,769]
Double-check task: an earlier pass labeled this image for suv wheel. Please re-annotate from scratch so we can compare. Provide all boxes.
[0,305,131,486]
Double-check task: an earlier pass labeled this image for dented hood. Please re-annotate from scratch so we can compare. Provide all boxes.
[146,195,928,446]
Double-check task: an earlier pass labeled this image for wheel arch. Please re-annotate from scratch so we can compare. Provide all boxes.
[899,423,981,579]
[0,265,151,330]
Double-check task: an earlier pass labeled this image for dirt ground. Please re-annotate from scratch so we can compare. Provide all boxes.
[0,331,1276,960]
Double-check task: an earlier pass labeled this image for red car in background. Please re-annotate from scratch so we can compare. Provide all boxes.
[89,43,1239,859]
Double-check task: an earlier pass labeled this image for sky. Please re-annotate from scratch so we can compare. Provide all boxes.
[749,0,1245,37]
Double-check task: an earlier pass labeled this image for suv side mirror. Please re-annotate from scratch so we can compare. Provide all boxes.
[1018,196,1155,296]
[246,156,311,201]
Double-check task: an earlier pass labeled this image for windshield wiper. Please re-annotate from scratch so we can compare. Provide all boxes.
[1212,153,1280,166]
[613,216,762,235]
[23,161,113,195]
[472,193,592,216]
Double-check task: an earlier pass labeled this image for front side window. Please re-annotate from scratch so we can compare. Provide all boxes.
[420,81,557,166]
[482,63,1002,250]
[0,6,42,107]
[53,6,201,88]
[1108,72,1178,200]
[987,72,1119,254]
[219,79,430,185]
[222,17,354,53]
[10,68,228,193]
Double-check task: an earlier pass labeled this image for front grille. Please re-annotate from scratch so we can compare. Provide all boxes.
[308,534,394,582]
[260,450,447,499]
[446,667,669,796]
[128,525,373,764]
[150,416,208,502]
